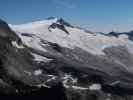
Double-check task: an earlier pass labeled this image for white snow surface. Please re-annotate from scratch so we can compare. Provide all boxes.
[71,86,88,90]
[34,69,43,76]
[89,84,102,90]
[10,18,133,55]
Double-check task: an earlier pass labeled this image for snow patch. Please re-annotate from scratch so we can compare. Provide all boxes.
[89,84,102,90]
[62,74,77,88]
[71,86,88,90]
[34,69,43,76]
[11,41,24,49]
[62,74,89,90]
[36,83,50,88]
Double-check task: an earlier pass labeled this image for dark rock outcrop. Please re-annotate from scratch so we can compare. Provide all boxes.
[48,23,70,34]
[107,31,133,41]
[48,17,73,34]
[57,18,74,28]
[0,19,22,44]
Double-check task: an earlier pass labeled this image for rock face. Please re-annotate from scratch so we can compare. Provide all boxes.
[108,31,133,41]
[48,23,70,34]
[0,18,133,100]
[0,19,21,44]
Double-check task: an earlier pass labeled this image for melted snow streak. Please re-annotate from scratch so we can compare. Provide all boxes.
[31,53,53,62]
[10,18,133,55]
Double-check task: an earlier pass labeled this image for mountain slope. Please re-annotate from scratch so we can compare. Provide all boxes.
[0,18,133,99]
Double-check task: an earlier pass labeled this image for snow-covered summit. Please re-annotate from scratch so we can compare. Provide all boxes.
[10,17,133,55]
[11,17,58,29]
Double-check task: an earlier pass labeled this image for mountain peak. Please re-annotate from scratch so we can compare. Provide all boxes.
[56,18,74,28]
[46,17,74,28]
[46,16,58,20]
[0,19,10,31]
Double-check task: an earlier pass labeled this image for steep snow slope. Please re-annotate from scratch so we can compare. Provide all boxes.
[10,18,133,55]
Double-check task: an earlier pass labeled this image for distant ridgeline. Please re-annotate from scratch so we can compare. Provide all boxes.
[105,31,133,41]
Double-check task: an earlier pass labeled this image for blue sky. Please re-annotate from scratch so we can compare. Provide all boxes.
[1,0,133,33]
